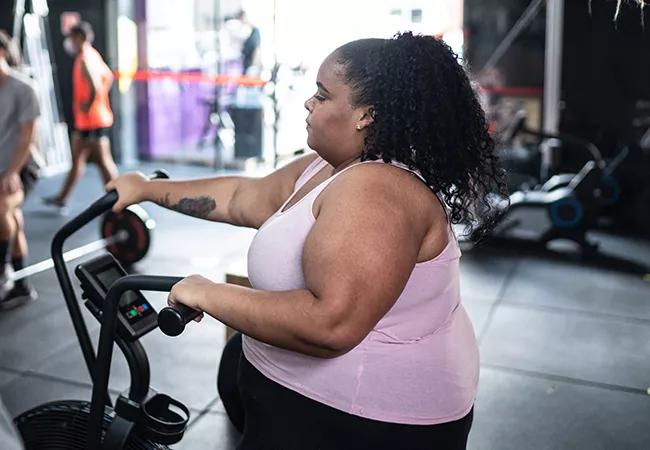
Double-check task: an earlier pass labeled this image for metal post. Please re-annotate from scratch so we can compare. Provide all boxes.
[543,0,564,135]
[12,0,26,43]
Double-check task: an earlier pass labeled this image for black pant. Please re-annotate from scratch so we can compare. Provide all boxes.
[75,127,111,139]
[217,333,474,450]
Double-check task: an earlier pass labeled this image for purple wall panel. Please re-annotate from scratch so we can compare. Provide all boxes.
[146,70,211,158]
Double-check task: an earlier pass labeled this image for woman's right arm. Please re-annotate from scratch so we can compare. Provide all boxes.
[106,153,318,229]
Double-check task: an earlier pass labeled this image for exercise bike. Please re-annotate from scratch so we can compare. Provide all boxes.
[13,171,202,450]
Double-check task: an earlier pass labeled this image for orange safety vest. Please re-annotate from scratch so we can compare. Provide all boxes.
[72,46,114,130]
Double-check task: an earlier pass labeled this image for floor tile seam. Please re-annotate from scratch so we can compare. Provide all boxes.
[20,369,117,393]
[26,371,91,389]
[0,365,24,375]
[186,408,229,431]
[499,300,650,325]
[0,366,25,390]
[14,369,209,414]
[477,258,522,344]
[481,363,649,396]
[0,335,92,377]
[186,396,222,427]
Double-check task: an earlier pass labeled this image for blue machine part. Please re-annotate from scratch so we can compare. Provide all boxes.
[599,174,621,206]
[549,196,583,228]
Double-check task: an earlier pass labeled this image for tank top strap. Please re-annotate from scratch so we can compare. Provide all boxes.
[297,159,384,213]
[314,159,383,190]
[386,160,427,183]
[293,156,329,191]
[305,158,426,201]
[293,158,434,219]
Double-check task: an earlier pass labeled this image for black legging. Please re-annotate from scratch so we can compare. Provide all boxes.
[217,333,473,450]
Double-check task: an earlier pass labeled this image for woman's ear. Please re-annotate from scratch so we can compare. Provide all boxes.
[356,107,375,130]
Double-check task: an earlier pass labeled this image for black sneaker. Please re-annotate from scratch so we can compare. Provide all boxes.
[0,284,38,310]
[42,196,68,215]
[42,195,66,207]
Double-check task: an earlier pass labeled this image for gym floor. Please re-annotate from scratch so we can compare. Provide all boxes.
[0,163,649,450]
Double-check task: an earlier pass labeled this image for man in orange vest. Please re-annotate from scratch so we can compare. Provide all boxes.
[43,21,118,209]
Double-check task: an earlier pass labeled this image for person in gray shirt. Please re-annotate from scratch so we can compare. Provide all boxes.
[0,30,39,309]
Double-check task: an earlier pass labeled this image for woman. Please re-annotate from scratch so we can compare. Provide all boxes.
[108,32,506,449]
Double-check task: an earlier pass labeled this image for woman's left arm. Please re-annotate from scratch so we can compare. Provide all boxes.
[169,170,427,358]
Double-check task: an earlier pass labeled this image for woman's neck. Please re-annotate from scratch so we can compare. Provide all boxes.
[332,155,362,174]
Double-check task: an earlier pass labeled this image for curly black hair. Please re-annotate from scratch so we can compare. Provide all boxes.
[336,32,507,240]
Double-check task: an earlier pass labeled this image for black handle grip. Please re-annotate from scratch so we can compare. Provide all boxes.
[158,304,202,336]
[97,170,171,212]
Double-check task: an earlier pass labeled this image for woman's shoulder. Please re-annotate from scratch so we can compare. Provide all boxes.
[335,161,430,197]
[317,160,442,221]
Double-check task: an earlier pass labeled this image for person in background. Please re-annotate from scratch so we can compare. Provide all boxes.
[0,30,39,309]
[235,10,261,75]
[43,21,117,210]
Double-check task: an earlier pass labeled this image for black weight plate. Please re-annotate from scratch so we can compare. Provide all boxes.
[101,205,155,265]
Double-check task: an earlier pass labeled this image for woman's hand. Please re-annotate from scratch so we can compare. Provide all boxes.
[105,172,149,212]
[168,274,216,322]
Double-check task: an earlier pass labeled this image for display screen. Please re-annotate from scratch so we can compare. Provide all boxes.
[96,266,123,292]
[96,267,122,290]
[96,265,154,324]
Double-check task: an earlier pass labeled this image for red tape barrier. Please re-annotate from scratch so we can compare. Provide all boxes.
[113,72,540,96]
[112,70,267,87]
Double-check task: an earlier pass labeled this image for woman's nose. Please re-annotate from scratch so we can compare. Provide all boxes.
[304,97,314,112]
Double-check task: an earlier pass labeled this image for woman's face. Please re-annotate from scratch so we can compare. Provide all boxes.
[304,52,371,167]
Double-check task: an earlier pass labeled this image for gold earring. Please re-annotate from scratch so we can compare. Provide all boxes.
[356,125,362,131]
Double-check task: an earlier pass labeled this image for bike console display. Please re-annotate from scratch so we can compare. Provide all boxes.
[75,253,157,340]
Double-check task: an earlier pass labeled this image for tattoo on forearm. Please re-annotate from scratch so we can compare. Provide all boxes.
[158,193,216,219]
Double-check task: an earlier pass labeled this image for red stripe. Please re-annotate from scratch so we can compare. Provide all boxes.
[113,70,267,87]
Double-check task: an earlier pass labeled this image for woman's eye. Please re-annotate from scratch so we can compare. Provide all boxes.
[314,93,326,102]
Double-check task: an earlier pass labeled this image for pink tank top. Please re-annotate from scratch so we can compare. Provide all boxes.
[243,157,479,425]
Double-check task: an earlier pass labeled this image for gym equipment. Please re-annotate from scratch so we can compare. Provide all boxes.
[540,146,628,208]
[485,160,603,252]
[481,113,610,252]
[500,111,627,208]
[9,175,165,283]
[17,0,73,176]
[499,111,601,183]
[13,170,200,450]
[158,303,202,337]
[101,205,155,266]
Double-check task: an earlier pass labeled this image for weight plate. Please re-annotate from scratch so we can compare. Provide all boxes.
[101,205,155,265]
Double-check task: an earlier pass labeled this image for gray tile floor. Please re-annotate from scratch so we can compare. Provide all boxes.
[1,164,649,449]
